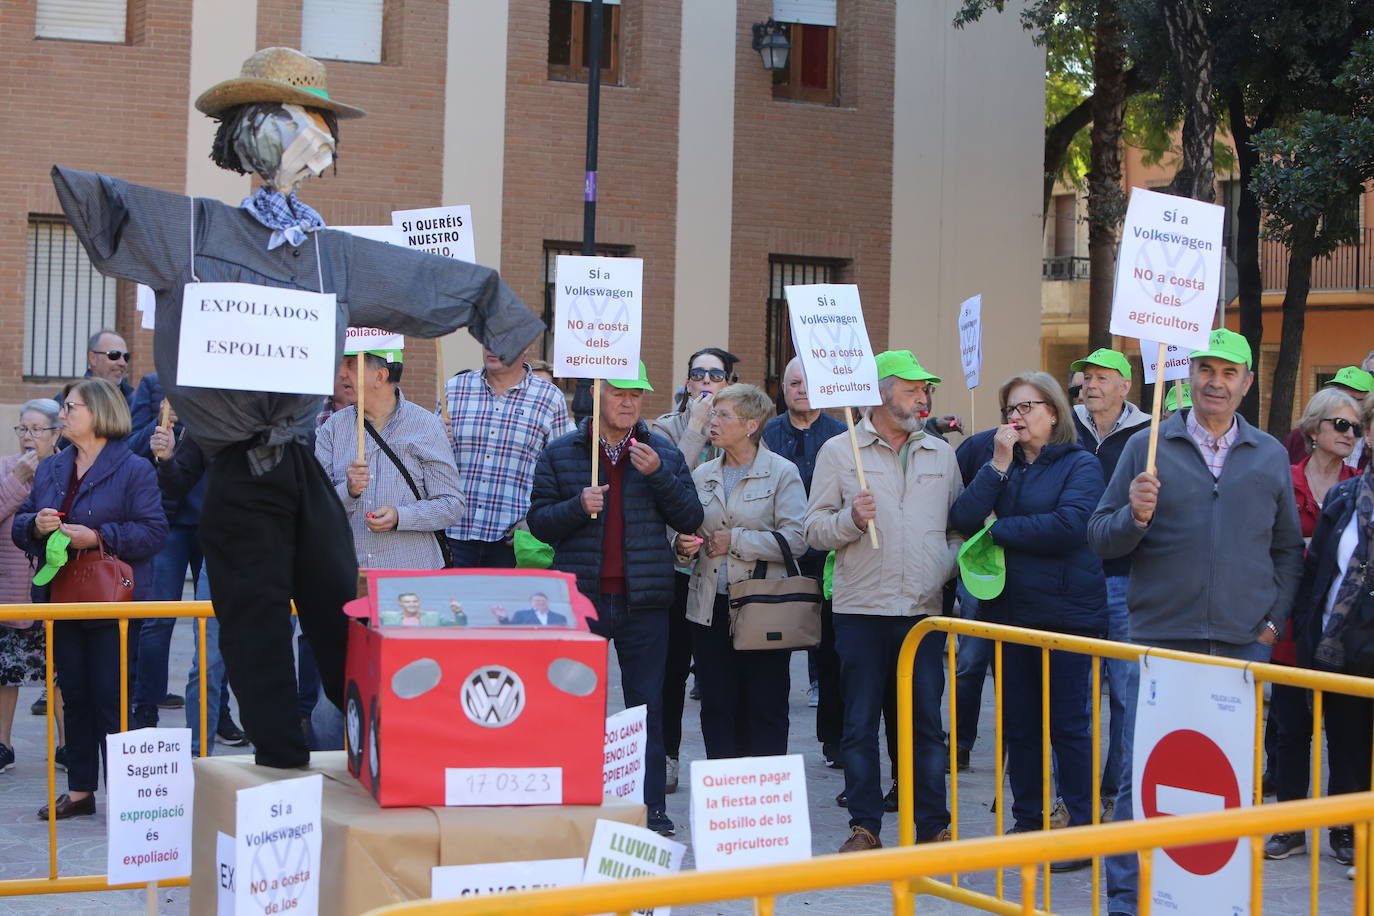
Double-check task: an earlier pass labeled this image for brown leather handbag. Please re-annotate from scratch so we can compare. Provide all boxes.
[50,533,133,604]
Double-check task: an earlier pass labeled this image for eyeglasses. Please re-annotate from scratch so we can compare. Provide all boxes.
[1324,417,1365,437]
[13,426,57,437]
[688,368,729,383]
[1001,400,1048,419]
[708,409,739,422]
[61,401,87,413]
[92,349,131,362]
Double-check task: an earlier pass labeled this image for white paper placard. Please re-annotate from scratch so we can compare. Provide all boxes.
[1140,338,1191,385]
[784,284,881,409]
[552,256,644,380]
[444,767,563,806]
[1133,656,1254,915]
[137,283,156,330]
[958,294,983,390]
[431,857,585,900]
[582,819,685,916]
[391,206,476,262]
[1110,187,1224,351]
[344,327,405,355]
[177,282,337,396]
[104,728,193,885]
[234,773,322,916]
[603,705,647,804]
[688,754,811,871]
[334,225,407,248]
[217,831,236,916]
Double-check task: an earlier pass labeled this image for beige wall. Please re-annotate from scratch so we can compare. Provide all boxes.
[186,0,256,202]
[890,0,1044,431]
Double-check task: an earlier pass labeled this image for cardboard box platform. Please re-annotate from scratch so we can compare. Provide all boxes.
[191,751,645,915]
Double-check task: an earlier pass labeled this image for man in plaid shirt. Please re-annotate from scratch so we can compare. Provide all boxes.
[445,348,572,567]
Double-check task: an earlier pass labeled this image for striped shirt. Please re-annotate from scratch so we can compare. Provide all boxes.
[1186,409,1239,478]
[315,392,467,569]
[445,367,573,542]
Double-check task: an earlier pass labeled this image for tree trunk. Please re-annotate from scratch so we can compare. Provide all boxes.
[1160,0,1216,202]
[1086,0,1128,350]
[1044,95,1094,223]
[1227,89,1271,425]
[1267,241,1314,438]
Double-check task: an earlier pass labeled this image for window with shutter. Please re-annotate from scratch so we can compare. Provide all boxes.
[301,0,385,64]
[35,0,127,43]
[548,0,622,85]
[24,218,120,380]
[770,1,838,104]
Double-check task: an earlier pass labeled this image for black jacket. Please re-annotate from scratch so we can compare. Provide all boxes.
[1292,475,1366,669]
[528,418,703,610]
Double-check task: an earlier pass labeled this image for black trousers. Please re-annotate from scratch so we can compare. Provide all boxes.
[815,598,845,747]
[53,621,122,793]
[691,594,791,759]
[661,572,693,759]
[200,442,357,768]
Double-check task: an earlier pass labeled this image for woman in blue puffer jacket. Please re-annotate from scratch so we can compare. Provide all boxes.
[950,371,1106,845]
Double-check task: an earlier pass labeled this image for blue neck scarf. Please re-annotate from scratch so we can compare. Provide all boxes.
[240,187,325,250]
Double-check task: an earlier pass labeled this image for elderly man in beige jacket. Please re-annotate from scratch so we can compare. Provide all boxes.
[805,350,964,854]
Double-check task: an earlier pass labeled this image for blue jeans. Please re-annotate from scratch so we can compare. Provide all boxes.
[132,524,203,726]
[1101,576,1136,797]
[446,537,516,569]
[834,614,948,840]
[953,588,989,752]
[1106,636,1272,916]
[589,594,668,815]
[1003,644,1094,830]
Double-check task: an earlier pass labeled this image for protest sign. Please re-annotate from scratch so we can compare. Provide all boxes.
[688,754,811,871]
[958,294,983,391]
[1140,338,1190,385]
[431,858,584,901]
[391,206,476,263]
[137,283,156,330]
[218,832,236,916]
[234,773,322,916]
[105,728,193,885]
[603,705,647,804]
[177,282,337,396]
[1110,187,1224,353]
[582,819,685,916]
[552,256,643,381]
[1133,657,1254,915]
[344,326,405,356]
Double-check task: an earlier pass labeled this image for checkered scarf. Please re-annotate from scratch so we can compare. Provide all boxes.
[240,186,325,250]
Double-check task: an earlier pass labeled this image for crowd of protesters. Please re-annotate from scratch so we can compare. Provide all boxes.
[1,325,1373,912]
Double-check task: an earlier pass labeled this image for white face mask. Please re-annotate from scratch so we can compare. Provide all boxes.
[233,103,336,193]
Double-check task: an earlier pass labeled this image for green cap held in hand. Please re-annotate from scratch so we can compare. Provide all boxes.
[32,529,72,587]
[958,522,1005,601]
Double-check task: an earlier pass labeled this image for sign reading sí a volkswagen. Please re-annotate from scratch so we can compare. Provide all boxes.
[783,284,881,410]
[552,255,643,380]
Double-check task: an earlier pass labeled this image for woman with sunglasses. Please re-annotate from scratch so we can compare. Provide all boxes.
[1262,387,1362,862]
[0,400,64,773]
[650,347,739,793]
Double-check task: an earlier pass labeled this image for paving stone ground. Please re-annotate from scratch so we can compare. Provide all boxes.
[0,616,1355,914]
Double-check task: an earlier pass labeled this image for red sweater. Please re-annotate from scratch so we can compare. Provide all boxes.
[599,444,627,595]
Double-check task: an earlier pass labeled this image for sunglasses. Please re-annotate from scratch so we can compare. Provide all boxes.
[688,368,729,383]
[93,349,132,362]
[1324,417,1365,437]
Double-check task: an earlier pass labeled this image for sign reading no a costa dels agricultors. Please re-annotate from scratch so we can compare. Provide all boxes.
[552,255,643,380]
[784,284,881,409]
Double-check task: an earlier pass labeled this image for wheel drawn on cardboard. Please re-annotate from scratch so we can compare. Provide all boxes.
[248,825,312,911]
[1140,727,1243,875]
[462,666,526,728]
[345,680,363,776]
[368,696,380,798]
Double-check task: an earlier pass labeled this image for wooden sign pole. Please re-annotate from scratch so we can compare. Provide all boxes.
[158,398,171,429]
[590,379,601,520]
[356,353,366,464]
[1145,341,1168,474]
[435,338,450,424]
[844,406,880,549]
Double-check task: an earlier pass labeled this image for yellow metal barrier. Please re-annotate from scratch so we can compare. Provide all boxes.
[359,792,1374,915]
[0,600,216,899]
[895,616,1374,915]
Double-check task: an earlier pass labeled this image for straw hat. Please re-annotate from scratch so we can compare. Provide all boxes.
[195,47,366,119]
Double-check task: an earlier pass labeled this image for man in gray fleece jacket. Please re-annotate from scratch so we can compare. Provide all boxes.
[1086,328,1304,916]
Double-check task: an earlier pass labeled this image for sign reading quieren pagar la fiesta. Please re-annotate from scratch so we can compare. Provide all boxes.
[552,255,643,379]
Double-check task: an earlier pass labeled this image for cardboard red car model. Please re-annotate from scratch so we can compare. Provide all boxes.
[343,568,607,807]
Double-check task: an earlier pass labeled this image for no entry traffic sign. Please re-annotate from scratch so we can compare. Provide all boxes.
[1140,728,1242,875]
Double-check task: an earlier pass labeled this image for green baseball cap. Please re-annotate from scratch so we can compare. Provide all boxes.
[1070,348,1132,380]
[1164,383,1192,412]
[345,348,405,363]
[1188,328,1252,369]
[32,530,71,587]
[1326,366,1374,394]
[606,361,654,391]
[957,522,1005,601]
[876,350,941,385]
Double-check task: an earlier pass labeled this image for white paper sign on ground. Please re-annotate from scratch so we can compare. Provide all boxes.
[344,327,405,355]
[552,255,643,380]
[689,754,811,871]
[783,284,881,409]
[137,283,156,330]
[177,282,337,396]
[603,705,647,804]
[431,858,584,900]
[217,832,236,916]
[958,294,983,389]
[234,773,323,916]
[1110,187,1224,351]
[1133,656,1255,916]
[583,819,685,916]
[1140,338,1191,386]
[391,206,476,262]
[104,728,193,885]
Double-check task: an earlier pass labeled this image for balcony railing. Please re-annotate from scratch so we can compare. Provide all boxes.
[1261,227,1373,293]
[1042,255,1090,281]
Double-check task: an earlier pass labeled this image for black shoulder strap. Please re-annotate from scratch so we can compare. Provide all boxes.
[364,419,421,502]
[751,531,803,579]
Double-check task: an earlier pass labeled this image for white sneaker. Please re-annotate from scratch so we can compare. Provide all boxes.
[1348,865,1356,880]
[808,681,819,708]
[666,756,679,794]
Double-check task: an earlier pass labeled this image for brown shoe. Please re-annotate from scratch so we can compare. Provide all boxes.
[37,792,95,820]
[918,827,953,843]
[838,825,882,853]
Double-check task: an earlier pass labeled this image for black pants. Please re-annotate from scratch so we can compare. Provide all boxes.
[691,594,791,759]
[661,572,693,759]
[816,597,845,748]
[200,442,357,768]
[1325,691,1374,798]
[53,621,122,793]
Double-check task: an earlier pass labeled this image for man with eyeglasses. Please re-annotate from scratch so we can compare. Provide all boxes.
[1088,328,1304,916]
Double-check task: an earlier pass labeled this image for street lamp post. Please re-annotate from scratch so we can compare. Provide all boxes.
[571,0,605,423]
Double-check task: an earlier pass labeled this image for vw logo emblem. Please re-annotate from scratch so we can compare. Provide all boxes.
[461,666,526,728]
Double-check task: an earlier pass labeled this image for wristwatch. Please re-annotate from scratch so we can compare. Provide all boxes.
[1263,618,1280,640]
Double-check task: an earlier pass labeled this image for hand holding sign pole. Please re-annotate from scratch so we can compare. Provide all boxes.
[785,284,883,549]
